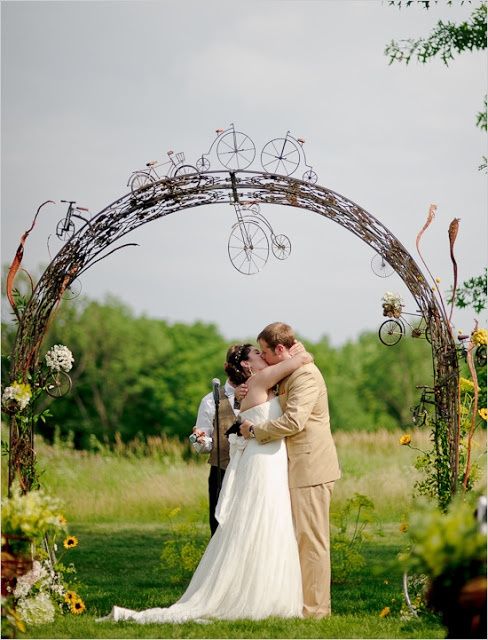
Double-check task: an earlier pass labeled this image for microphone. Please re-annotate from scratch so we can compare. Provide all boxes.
[212,378,221,405]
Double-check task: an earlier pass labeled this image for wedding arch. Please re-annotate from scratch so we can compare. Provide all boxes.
[6,140,460,496]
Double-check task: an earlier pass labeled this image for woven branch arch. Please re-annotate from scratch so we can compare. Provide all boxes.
[8,170,460,492]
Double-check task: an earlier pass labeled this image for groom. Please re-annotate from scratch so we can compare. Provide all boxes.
[240,322,341,619]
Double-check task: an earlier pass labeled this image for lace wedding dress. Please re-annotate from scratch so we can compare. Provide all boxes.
[98,397,302,623]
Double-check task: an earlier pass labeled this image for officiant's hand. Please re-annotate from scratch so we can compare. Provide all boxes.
[240,420,254,439]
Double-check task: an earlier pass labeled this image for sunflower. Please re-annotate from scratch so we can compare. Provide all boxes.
[64,591,78,604]
[63,535,78,549]
[70,598,86,615]
[479,408,488,421]
[399,434,411,446]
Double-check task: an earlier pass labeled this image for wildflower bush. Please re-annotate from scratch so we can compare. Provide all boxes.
[331,493,377,584]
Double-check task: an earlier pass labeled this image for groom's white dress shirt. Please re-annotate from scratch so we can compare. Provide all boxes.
[193,379,239,453]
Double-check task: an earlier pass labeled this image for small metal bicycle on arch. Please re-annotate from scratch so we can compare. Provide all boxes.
[55,200,90,241]
[379,311,432,346]
[196,123,256,172]
[227,202,292,275]
[260,130,318,184]
[128,150,198,200]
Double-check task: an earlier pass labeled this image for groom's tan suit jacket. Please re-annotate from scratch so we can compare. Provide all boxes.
[253,362,340,488]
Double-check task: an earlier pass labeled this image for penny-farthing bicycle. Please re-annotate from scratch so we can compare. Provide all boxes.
[227,203,292,275]
[260,131,318,183]
[197,124,256,171]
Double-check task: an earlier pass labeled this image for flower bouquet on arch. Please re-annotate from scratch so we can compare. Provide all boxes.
[382,292,404,319]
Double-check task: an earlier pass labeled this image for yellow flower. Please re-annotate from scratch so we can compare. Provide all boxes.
[63,535,78,549]
[472,328,488,346]
[71,598,86,615]
[399,523,408,533]
[64,591,78,603]
[379,606,390,618]
[435,277,441,283]
[399,434,411,446]
[459,377,476,393]
[57,514,67,526]
[168,506,181,518]
[479,408,488,421]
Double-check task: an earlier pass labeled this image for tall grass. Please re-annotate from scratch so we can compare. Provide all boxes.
[4,428,484,525]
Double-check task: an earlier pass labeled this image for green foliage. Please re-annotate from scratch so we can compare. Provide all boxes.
[385,2,487,66]
[160,507,209,586]
[399,495,486,587]
[331,493,377,583]
[450,267,487,314]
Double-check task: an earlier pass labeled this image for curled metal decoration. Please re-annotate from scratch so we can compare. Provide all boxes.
[9,169,459,493]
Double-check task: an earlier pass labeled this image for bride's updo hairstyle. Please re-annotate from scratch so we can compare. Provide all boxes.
[224,344,253,386]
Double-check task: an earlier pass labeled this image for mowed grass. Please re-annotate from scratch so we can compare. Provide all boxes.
[5,429,485,638]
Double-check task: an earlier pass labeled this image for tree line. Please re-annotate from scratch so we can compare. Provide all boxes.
[1,294,484,449]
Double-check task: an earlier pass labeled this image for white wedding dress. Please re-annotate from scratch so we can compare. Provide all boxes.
[99,397,303,623]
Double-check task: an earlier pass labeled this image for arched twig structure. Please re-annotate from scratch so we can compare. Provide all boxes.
[8,170,459,493]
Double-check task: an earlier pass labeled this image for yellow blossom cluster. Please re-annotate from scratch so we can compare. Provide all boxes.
[459,377,479,394]
[472,328,487,346]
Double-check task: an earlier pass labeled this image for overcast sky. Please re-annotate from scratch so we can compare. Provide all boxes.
[2,0,486,346]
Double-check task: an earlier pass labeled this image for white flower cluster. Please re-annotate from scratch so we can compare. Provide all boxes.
[45,345,74,372]
[2,382,31,410]
[17,591,55,626]
[382,291,404,312]
[14,560,66,625]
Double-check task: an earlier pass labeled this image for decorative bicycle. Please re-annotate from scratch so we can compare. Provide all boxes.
[128,150,198,200]
[457,334,487,368]
[410,385,438,427]
[379,311,432,346]
[260,131,318,183]
[371,253,394,278]
[45,371,72,398]
[55,200,89,241]
[227,202,292,275]
[196,123,256,172]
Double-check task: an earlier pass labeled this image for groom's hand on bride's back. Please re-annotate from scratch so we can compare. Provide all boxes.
[234,383,248,403]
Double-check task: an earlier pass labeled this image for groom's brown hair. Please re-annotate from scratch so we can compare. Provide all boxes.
[257,322,295,350]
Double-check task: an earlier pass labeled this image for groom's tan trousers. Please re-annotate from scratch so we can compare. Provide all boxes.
[289,481,334,618]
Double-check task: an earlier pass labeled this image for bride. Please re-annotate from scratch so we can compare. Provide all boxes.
[97,342,312,623]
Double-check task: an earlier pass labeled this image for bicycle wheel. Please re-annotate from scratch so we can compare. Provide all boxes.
[62,279,82,300]
[228,221,269,275]
[272,234,291,260]
[173,164,199,177]
[412,403,427,427]
[56,218,75,241]
[196,156,211,172]
[45,371,72,398]
[379,319,404,346]
[129,172,155,200]
[371,254,394,278]
[475,345,487,367]
[216,131,256,170]
[261,138,300,176]
[302,169,318,184]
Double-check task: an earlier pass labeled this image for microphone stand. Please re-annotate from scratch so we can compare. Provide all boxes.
[213,382,222,495]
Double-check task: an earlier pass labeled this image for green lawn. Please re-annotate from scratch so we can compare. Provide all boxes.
[18,523,445,639]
